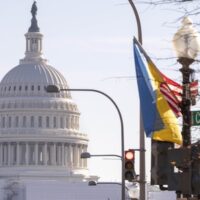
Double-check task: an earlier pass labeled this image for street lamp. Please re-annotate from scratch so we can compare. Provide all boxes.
[46,85,125,200]
[172,17,200,199]
[173,17,200,147]
[80,152,122,159]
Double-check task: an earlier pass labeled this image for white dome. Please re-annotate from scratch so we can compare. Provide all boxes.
[1,63,67,86]
[0,62,71,98]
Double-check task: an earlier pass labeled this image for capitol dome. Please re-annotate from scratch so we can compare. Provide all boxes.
[0,62,70,98]
[0,1,89,180]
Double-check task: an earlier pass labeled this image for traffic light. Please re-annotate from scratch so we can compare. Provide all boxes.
[151,140,173,186]
[124,149,136,182]
[168,147,192,194]
[191,141,200,195]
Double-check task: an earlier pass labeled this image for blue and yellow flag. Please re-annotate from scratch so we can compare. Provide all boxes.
[134,38,182,145]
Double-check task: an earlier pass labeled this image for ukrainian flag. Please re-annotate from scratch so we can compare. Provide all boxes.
[134,38,182,145]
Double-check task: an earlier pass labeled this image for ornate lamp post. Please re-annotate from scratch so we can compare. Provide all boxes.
[172,17,200,199]
[173,17,200,147]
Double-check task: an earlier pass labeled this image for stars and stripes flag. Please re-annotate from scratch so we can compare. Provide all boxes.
[160,73,198,117]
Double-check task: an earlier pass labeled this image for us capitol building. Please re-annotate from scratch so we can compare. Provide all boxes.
[0,1,89,181]
[0,2,126,200]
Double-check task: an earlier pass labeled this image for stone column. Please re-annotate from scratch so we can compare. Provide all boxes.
[68,144,72,168]
[52,143,56,165]
[8,143,11,166]
[35,143,38,165]
[17,142,20,165]
[73,144,77,167]
[57,144,61,165]
[61,144,64,166]
[77,145,80,168]
[79,145,83,168]
[83,145,87,168]
[64,144,68,166]
[26,143,29,165]
[0,143,3,166]
[44,143,48,165]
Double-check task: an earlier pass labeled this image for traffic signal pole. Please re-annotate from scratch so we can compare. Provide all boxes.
[127,1,146,200]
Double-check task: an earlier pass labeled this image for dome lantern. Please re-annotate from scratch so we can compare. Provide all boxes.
[20,1,45,64]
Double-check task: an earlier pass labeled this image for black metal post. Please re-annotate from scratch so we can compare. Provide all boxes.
[178,57,194,147]
[178,57,194,199]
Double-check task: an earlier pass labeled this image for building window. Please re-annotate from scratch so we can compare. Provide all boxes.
[3,143,8,165]
[38,116,42,128]
[14,86,16,91]
[23,116,26,127]
[12,144,17,165]
[15,116,19,127]
[2,117,5,128]
[53,117,56,128]
[46,116,49,128]
[38,144,43,165]
[8,116,11,128]
[60,117,64,129]
[29,144,35,165]
[38,85,40,91]
[20,144,26,164]
[31,85,34,91]
[31,116,34,127]
[19,86,22,91]
[25,86,28,91]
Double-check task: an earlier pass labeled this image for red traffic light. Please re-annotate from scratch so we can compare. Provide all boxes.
[125,149,135,160]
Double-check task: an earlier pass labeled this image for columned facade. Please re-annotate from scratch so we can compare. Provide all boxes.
[0,142,87,168]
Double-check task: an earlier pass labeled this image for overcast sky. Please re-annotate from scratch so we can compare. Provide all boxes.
[1,0,200,183]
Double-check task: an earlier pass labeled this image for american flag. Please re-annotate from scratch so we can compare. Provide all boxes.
[160,73,198,117]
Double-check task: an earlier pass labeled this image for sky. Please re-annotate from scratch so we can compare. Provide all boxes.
[0,0,200,184]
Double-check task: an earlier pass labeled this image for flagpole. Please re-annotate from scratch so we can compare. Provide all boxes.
[128,1,146,200]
